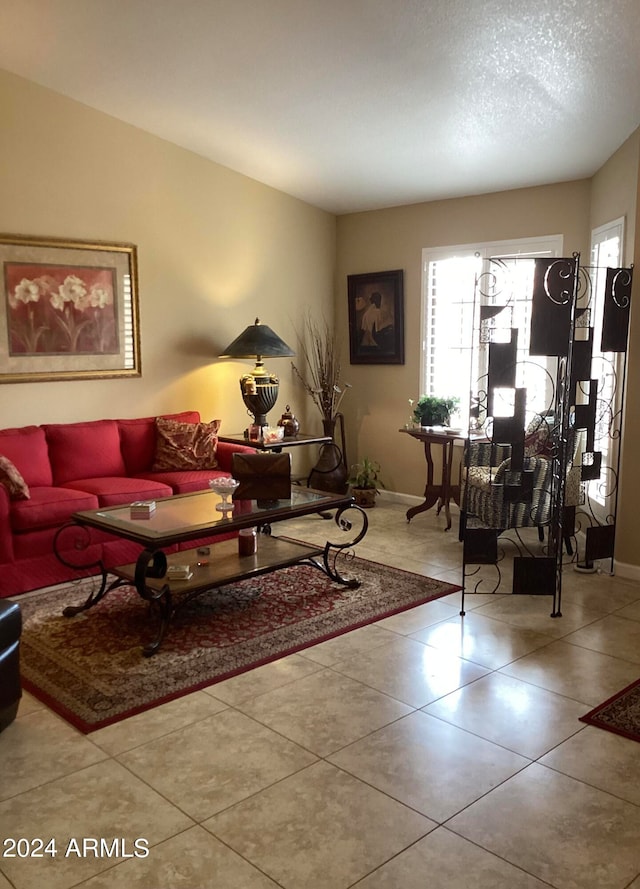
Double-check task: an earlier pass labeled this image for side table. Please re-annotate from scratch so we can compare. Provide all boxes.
[218,432,333,486]
[399,427,467,530]
[218,432,332,454]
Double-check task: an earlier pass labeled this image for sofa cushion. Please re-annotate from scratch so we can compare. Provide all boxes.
[152,418,221,471]
[0,455,30,500]
[118,411,201,475]
[62,477,173,507]
[11,487,99,533]
[44,420,126,485]
[0,425,52,487]
[136,468,229,495]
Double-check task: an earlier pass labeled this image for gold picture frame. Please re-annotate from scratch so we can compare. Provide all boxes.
[0,233,141,383]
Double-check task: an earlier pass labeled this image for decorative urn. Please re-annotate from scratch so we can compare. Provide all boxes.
[278,405,300,437]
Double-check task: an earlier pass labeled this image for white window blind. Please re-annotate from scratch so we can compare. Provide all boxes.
[421,236,563,427]
[122,274,136,370]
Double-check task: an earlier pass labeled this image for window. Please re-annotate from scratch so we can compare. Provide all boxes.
[421,236,564,427]
[122,274,137,370]
[587,217,625,507]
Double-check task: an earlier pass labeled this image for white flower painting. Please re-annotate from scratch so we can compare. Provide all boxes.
[7,264,118,355]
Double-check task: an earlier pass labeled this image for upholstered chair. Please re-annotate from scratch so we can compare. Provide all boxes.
[459,414,582,551]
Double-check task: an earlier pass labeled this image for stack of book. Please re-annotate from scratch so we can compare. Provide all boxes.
[166,564,193,581]
[129,500,157,519]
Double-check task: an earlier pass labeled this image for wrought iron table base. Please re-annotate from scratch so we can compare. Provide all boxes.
[55,504,367,656]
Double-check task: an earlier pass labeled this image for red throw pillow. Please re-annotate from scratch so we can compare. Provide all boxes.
[0,454,30,500]
[152,418,221,471]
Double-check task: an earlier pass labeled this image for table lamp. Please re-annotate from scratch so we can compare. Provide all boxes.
[219,318,295,427]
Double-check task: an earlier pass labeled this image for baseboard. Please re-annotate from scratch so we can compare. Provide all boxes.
[612,561,640,582]
[378,490,422,507]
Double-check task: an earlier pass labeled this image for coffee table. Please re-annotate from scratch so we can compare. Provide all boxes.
[54,487,367,656]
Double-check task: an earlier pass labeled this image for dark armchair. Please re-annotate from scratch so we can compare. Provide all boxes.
[0,599,22,731]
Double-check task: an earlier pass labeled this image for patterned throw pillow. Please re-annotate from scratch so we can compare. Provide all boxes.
[152,418,221,471]
[524,415,554,458]
[0,454,30,500]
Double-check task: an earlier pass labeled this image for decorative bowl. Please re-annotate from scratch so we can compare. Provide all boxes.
[262,426,285,444]
[209,477,240,511]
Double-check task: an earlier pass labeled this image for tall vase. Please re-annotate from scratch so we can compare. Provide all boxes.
[308,413,349,494]
[322,417,336,440]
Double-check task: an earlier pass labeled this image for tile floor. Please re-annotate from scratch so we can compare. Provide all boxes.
[2,499,640,888]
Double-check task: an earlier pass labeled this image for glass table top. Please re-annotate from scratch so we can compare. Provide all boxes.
[74,487,349,543]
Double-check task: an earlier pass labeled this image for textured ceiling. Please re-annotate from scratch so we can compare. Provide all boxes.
[1,0,639,214]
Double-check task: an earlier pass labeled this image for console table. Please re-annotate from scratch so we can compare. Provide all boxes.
[399,427,467,530]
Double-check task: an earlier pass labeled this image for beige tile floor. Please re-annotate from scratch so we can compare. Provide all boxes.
[2,499,640,888]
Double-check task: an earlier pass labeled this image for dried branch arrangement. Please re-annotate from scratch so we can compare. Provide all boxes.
[291,315,351,420]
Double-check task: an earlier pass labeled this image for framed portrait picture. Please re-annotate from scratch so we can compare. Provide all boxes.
[347,269,404,364]
[0,233,141,383]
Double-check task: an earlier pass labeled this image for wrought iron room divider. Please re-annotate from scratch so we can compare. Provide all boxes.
[459,254,633,618]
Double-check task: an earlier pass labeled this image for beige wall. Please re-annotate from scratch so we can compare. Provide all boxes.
[336,181,592,498]
[590,129,638,262]
[602,131,640,567]
[0,69,335,475]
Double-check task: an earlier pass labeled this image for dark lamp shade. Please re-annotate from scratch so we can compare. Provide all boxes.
[219,318,295,360]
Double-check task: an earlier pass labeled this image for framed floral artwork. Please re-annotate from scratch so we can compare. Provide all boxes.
[347,268,404,364]
[0,233,141,383]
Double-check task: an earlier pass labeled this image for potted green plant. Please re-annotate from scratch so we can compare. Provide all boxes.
[413,395,460,427]
[348,457,385,508]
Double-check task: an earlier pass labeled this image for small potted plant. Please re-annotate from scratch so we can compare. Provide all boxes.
[348,457,385,508]
[413,395,460,427]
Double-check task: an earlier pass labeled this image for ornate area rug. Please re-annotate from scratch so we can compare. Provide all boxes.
[580,678,640,744]
[19,558,459,733]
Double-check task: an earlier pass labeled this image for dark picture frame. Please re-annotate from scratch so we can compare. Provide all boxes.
[0,233,141,383]
[348,269,404,364]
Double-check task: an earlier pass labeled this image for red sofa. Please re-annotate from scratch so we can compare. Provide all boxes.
[0,411,255,597]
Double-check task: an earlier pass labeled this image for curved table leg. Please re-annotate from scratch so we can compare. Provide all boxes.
[54,522,115,616]
[441,439,455,531]
[301,503,369,588]
[133,549,174,657]
[406,440,441,521]
[406,440,458,527]
[62,574,112,617]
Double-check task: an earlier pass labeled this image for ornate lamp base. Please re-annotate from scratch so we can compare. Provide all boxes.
[240,375,279,427]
